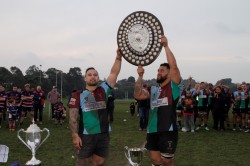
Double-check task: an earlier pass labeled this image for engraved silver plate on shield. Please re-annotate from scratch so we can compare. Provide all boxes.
[117,11,164,66]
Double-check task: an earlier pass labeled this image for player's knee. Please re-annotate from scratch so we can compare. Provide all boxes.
[76,158,90,166]
[151,157,162,166]
[92,159,105,166]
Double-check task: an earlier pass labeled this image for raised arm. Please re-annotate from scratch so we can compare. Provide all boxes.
[134,66,150,100]
[161,35,181,84]
[106,48,122,88]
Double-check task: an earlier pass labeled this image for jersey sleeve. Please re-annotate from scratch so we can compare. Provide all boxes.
[68,91,80,108]
[171,81,181,100]
[101,82,112,92]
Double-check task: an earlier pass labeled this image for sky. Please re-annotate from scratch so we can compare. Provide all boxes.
[0,0,250,84]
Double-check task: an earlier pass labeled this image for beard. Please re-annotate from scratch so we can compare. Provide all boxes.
[87,82,98,86]
[156,75,167,84]
[86,80,98,86]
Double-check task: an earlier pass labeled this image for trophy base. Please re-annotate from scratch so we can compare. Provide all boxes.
[25,164,41,166]
[25,159,41,166]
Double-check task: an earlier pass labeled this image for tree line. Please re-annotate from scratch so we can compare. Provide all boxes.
[0,65,244,99]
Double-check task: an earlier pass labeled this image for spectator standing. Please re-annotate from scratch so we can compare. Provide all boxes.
[188,79,199,124]
[196,82,210,131]
[232,85,242,131]
[245,89,250,132]
[107,91,115,123]
[212,86,226,131]
[239,83,247,130]
[220,85,232,128]
[176,98,183,130]
[47,86,60,120]
[181,91,196,132]
[0,85,7,128]
[33,85,45,124]
[207,83,214,123]
[137,84,150,131]
[137,98,150,131]
[20,84,34,124]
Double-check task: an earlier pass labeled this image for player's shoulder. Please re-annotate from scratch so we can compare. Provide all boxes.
[68,90,83,108]
[71,89,82,97]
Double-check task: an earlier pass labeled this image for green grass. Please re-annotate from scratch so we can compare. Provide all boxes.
[1,99,250,166]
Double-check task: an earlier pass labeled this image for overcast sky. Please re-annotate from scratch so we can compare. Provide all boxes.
[1,0,249,84]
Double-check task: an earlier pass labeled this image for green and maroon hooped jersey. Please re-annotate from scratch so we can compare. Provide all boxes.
[68,82,112,135]
[148,81,180,133]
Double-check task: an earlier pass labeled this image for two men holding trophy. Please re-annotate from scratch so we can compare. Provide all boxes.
[68,11,181,166]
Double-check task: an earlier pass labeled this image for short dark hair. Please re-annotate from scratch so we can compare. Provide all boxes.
[85,67,96,74]
[160,63,170,70]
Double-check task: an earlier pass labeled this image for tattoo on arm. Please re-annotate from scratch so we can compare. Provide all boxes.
[69,108,79,136]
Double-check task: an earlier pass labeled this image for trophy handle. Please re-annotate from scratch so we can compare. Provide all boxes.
[36,128,50,150]
[17,129,32,150]
[124,146,140,166]
[124,146,130,160]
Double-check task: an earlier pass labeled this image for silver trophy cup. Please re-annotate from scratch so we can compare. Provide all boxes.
[124,146,145,166]
[17,121,50,166]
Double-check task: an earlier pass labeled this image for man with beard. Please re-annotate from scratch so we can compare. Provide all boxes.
[134,35,181,166]
[68,49,122,166]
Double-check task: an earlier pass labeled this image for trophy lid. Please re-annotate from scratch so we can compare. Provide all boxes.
[25,120,41,133]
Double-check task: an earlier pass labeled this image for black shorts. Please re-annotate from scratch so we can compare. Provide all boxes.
[240,108,247,114]
[145,131,178,155]
[78,132,109,159]
[198,106,208,113]
[232,108,241,116]
[224,107,230,114]
[0,108,5,113]
[22,107,33,112]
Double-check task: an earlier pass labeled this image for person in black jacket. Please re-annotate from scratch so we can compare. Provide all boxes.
[107,91,115,123]
[213,86,226,131]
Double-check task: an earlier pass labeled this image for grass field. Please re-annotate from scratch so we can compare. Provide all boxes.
[1,99,250,166]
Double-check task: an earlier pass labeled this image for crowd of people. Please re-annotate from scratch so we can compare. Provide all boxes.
[0,84,66,131]
[177,78,250,133]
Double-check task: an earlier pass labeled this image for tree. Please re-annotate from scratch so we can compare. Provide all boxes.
[25,65,40,86]
[0,67,13,90]
[65,67,84,94]
[115,79,135,99]
[25,65,39,76]
[128,76,135,83]
[45,68,61,91]
[10,66,26,88]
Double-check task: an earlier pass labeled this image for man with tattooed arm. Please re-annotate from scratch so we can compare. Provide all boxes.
[68,49,122,166]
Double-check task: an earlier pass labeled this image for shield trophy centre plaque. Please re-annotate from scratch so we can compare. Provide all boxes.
[117,11,164,66]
